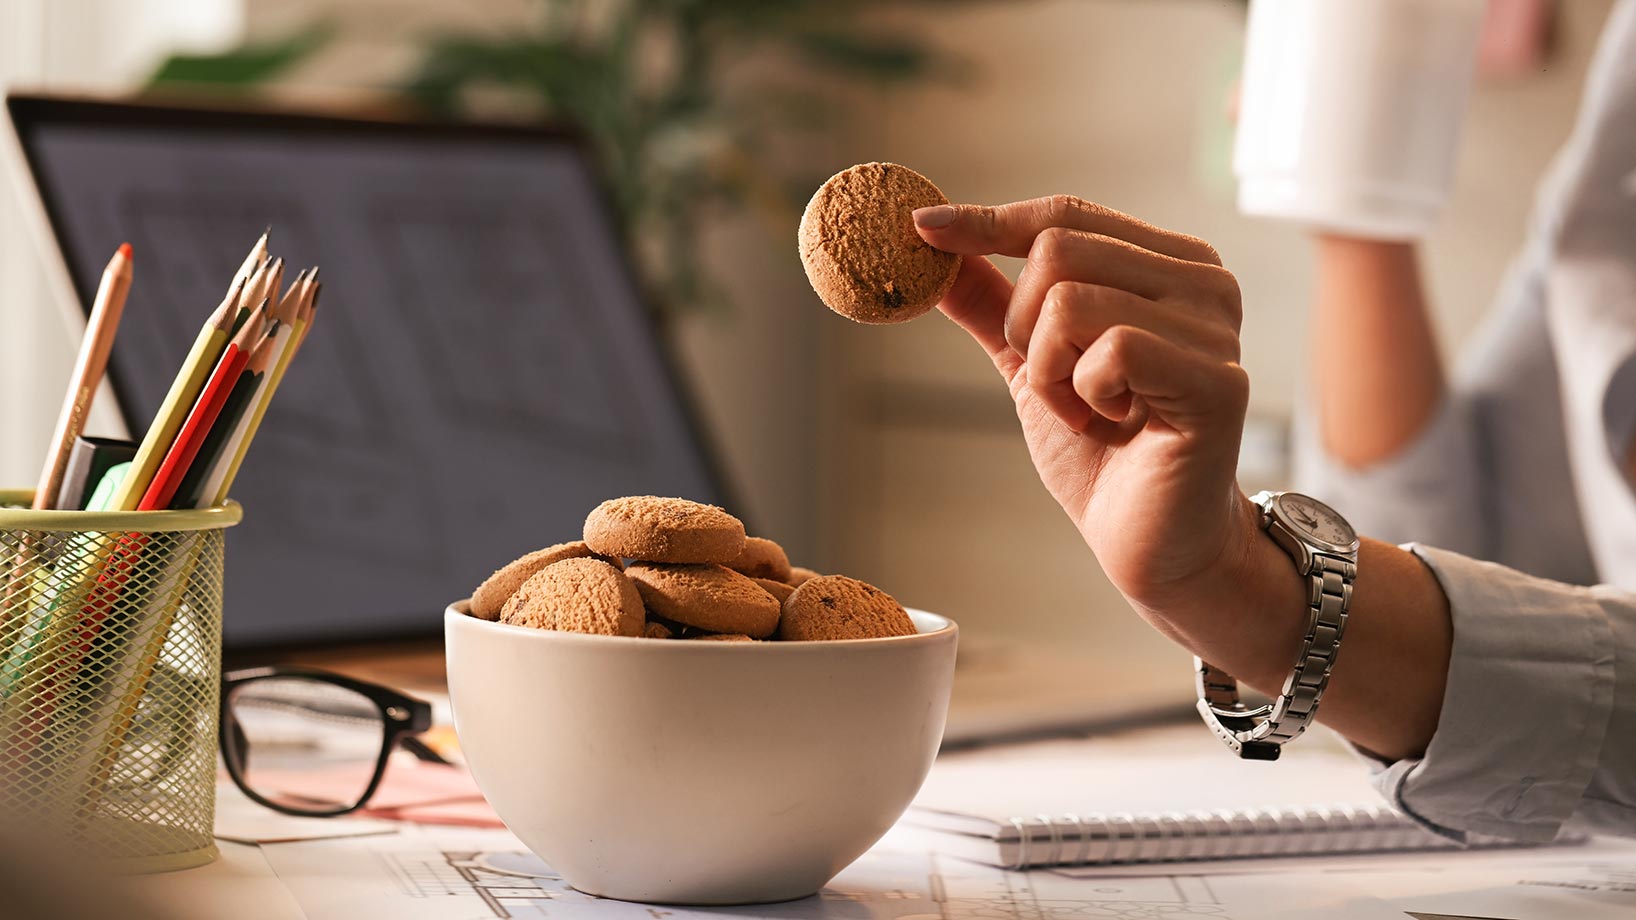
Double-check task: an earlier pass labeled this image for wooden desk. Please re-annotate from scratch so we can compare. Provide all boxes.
[232,639,448,696]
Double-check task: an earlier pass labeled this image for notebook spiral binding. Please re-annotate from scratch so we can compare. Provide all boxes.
[1003,804,1478,870]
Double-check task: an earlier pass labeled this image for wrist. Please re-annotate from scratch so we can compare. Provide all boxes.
[1148,493,1312,696]
[1312,233,1415,261]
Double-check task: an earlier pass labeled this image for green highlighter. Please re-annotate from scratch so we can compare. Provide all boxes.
[85,462,132,513]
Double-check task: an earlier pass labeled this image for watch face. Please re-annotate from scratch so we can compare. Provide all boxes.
[1275,493,1357,550]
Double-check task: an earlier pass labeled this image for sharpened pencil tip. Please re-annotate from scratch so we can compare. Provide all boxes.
[118,242,132,259]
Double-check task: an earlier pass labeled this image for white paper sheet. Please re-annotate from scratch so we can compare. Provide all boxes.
[1049,836,1600,879]
[1055,835,1636,920]
[214,779,400,844]
[257,822,1407,920]
[914,729,1386,823]
[1381,859,1636,920]
[120,840,307,920]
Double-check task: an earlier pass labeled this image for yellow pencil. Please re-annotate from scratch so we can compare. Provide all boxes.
[202,269,307,504]
[108,281,240,511]
[209,274,319,503]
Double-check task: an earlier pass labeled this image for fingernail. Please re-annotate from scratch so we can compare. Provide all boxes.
[913,205,957,229]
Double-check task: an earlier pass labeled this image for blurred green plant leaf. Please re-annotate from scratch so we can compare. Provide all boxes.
[139,0,998,317]
[148,22,337,88]
[784,28,949,82]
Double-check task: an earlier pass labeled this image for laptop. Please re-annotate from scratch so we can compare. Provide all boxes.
[4,95,733,651]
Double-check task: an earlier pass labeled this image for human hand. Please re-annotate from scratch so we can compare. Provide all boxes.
[914,196,1258,626]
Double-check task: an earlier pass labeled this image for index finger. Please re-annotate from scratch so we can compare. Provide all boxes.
[914,194,1222,266]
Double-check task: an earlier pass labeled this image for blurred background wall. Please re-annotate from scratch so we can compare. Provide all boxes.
[0,0,1614,653]
[1,0,245,487]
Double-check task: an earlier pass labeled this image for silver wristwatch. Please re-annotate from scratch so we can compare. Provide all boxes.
[1194,491,1359,760]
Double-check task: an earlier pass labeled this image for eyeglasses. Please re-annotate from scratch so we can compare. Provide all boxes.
[219,666,440,817]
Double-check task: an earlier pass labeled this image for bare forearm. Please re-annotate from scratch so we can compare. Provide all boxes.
[1149,499,1453,762]
[1312,236,1445,467]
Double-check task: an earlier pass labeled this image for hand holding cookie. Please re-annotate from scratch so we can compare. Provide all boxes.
[799,163,961,324]
[911,193,1257,629]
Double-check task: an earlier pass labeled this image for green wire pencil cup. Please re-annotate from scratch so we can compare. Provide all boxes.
[0,490,241,872]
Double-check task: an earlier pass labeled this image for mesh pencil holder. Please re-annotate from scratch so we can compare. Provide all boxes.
[0,489,241,873]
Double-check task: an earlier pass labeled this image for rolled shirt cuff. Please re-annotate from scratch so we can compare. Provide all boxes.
[1347,544,1616,843]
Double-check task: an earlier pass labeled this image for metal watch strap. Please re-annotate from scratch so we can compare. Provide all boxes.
[1194,552,1354,760]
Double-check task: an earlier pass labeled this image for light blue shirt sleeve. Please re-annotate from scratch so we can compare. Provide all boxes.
[1357,545,1634,842]
[1294,244,1598,588]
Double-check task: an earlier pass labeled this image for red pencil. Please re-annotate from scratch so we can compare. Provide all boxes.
[137,299,268,511]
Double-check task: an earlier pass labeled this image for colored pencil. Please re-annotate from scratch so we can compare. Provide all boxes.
[108,280,240,511]
[117,230,268,510]
[205,270,316,504]
[136,299,266,511]
[32,244,133,509]
[171,321,280,509]
[231,229,268,292]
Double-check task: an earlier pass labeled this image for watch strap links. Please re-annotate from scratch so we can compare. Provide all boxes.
[1194,552,1354,759]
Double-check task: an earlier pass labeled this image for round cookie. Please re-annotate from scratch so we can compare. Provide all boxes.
[470,541,621,621]
[500,558,645,637]
[726,537,792,582]
[779,575,916,641]
[787,566,822,586]
[584,496,746,564]
[798,162,962,324]
[625,563,781,639]
[690,634,755,642]
[752,577,795,604]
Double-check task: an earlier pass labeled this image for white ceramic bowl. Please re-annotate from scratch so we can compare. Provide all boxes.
[444,602,957,905]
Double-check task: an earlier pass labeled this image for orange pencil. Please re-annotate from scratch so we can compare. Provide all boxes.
[136,299,267,511]
[32,244,133,509]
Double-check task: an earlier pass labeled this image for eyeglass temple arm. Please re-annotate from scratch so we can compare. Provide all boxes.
[398,734,452,766]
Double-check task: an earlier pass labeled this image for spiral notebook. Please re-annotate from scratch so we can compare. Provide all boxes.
[908,734,1573,870]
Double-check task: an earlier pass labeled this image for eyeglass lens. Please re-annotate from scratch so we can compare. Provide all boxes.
[224,676,386,814]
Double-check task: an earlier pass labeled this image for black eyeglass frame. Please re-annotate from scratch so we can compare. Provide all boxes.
[219,665,434,818]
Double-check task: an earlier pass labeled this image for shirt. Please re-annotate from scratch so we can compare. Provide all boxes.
[1294,0,1636,842]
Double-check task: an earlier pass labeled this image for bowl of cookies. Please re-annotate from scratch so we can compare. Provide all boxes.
[445,496,957,906]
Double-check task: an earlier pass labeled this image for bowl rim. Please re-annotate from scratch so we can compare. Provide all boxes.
[445,600,956,650]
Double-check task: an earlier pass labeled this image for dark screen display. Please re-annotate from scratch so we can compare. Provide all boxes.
[12,102,726,647]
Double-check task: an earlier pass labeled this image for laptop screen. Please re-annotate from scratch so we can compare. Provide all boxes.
[7,97,730,649]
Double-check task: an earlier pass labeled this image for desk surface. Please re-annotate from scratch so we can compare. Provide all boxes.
[106,713,1636,920]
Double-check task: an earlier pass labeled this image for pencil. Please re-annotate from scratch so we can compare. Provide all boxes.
[170,321,280,509]
[229,256,273,337]
[230,228,268,293]
[204,270,311,504]
[108,280,240,511]
[136,299,267,511]
[32,244,133,509]
[215,275,317,500]
[295,273,320,350]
